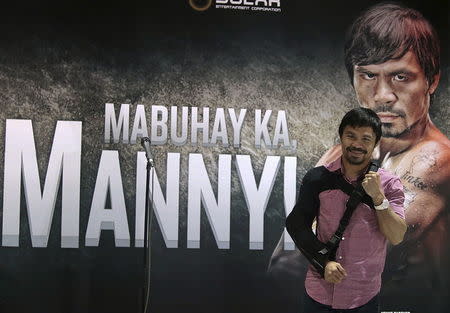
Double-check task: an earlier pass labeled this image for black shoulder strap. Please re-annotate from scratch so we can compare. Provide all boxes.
[287,162,379,277]
[320,162,379,260]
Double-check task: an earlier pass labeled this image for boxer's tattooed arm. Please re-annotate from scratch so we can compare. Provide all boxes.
[402,149,439,191]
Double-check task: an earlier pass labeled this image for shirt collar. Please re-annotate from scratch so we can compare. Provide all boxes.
[325,157,369,183]
[325,156,343,173]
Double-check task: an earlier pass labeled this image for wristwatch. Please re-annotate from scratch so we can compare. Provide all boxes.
[374,198,389,211]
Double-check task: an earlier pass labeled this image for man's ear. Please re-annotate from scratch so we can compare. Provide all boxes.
[429,72,440,95]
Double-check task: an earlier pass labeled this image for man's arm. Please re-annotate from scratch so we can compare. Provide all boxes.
[267,146,341,276]
[285,170,322,254]
[363,173,407,245]
[375,206,407,245]
[285,168,333,276]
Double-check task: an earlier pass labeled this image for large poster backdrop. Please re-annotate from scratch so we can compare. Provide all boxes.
[0,1,448,313]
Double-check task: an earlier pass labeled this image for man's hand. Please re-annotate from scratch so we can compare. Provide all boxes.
[362,171,385,205]
[324,261,347,284]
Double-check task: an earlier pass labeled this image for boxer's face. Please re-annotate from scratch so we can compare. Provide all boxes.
[353,50,439,138]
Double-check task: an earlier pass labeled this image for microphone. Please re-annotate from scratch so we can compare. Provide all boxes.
[140,137,155,167]
[368,160,379,173]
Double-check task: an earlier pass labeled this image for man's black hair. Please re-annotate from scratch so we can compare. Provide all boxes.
[344,2,440,87]
[339,108,382,144]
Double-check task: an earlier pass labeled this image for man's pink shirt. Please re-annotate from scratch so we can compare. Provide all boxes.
[305,157,405,309]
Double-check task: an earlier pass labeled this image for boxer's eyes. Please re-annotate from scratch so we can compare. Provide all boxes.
[394,74,408,82]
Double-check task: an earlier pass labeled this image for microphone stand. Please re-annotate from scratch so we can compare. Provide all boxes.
[142,157,155,313]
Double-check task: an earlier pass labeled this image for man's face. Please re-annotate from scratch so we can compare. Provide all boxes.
[340,125,377,166]
[353,50,439,138]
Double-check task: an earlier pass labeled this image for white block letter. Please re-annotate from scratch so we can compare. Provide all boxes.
[210,108,229,147]
[2,119,82,248]
[130,104,149,144]
[85,151,130,247]
[170,106,188,146]
[104,103,130,143]
[191,107,209,146]
[235,155,280,249]
[273,110,290,148]
[151,105,168,145]
[283,157,296,250]
[135,152,180,248]
[187,154,231,249]
[228,108,247,148]
[255,109,272,148]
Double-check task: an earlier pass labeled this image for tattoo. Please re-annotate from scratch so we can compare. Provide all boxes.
[408,149,438,174]
[401,173,428,190]
[400,149,439,191]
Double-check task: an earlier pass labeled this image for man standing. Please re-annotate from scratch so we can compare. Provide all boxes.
[286,108,406,312]
[269,3,450,312]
